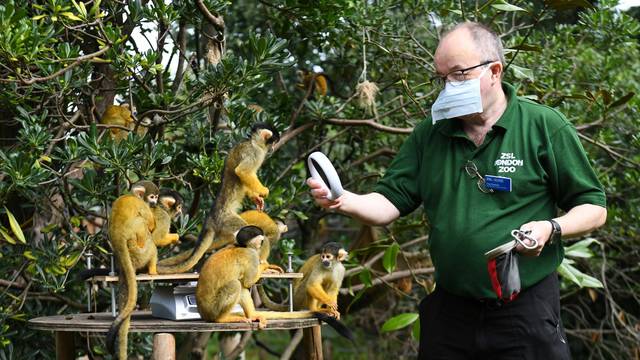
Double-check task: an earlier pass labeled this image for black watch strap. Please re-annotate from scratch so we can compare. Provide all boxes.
[548,219,562,243]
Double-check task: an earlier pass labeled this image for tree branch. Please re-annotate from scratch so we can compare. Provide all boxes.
[14,46,111,85]
[345,235,428,277]
[324,118,413,134]
[196,0,225,33]
[340,267,435,294]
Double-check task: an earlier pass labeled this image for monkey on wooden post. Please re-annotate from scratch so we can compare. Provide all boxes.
[156,123,280,274]
[105,180,160,359]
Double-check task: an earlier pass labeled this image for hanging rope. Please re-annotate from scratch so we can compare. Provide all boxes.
[355,27,379,116]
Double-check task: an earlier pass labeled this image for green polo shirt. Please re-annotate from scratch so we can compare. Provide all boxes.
[374,82,606,299]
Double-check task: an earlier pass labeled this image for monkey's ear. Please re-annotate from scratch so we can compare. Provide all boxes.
[131,185,145,198]
[260,129,273,142]
[338,249,348,261]
[161,196,176,209]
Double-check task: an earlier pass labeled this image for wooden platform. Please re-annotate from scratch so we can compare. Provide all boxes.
[29,311,324,360]
[28,311,320,332]
[86,272,303,282]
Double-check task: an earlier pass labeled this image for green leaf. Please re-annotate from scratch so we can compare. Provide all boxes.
[510,64,534,81]
[358,268,372,287]
[382,243,400,273]
[608,92,635,109]
[564,238,600,258]
[509,44,542,52]
[5,208,26,244]
[381,313,419,332]
[61,12,82,21]
[412,318,420,340]
[558,259,603,288]
[0,226,16,245]
[492,3,526,12]
[32,14,47,20]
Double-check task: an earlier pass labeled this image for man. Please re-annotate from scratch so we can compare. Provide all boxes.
[307,22,606,359]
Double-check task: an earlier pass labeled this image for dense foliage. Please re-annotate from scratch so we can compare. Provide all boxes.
[0,0,638,358]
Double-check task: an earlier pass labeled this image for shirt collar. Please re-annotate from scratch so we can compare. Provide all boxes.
[437,81,517,138]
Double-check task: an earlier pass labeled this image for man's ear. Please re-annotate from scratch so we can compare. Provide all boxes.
[338,249,348,261]
[490,62,503,80]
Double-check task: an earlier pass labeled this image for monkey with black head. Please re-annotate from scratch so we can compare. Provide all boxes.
[156,123,280,274]
[196,225,268,328]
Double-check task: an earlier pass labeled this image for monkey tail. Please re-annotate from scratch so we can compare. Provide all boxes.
[311,312,355,342]
[257,284,288,311]
[156,226,215,274]
[77,268,112,281]
[105,249,137,359]
[251,310,354,341]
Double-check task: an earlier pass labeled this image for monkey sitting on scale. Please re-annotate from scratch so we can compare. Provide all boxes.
[196,226,353,340]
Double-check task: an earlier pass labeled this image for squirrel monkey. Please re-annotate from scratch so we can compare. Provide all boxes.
[156,123,280,274]
[101,104,148,141]
[105,180,160,359]
[152,189,183,247]
[252,242,353,340]
[196,225,268,328]
[240,210,287,273]
[297,69,329,97]
[101,104,134,141]
[259,242,347,318]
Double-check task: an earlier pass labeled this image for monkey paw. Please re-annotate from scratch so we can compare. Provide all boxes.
[318,307,341,320]
[251,315,267,329]
[257,186,269,198]
[325,301,339,313]
[266,264,284,273]
[252,196,265,211]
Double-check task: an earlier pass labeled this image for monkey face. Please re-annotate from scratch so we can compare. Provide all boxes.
[146,193,158,207]
[321,253,335,269]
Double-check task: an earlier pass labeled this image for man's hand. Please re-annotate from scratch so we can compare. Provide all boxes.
[306,177,343,210]
[515,220,553,256]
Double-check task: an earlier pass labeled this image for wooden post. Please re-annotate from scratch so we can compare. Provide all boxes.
[54,331,74,360]
[302,325,323,360]
[152,333,176,360]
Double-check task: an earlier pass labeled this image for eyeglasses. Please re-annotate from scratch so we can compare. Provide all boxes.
[430,60,496,89]
[463,160,494,194]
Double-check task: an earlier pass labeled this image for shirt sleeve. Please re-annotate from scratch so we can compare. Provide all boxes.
[374,127,423,216]
[546,121,606,212]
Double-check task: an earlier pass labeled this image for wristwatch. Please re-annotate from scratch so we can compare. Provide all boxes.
[548,219,562,243]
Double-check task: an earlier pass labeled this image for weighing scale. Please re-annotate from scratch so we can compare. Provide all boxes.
[307,151,344,200]
[150,282,201,320]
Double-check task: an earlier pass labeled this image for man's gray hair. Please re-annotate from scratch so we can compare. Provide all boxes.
[444,22,505,66]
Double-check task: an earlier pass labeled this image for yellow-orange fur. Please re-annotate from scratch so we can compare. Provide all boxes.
[259,244,347,319]
[106,181,159,359]
[151,190,183,247]
[196,234,267,328]
[156,124,278,274]
[240,210,287,273]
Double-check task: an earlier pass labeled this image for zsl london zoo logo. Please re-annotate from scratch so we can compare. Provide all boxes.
[494,152,524,173]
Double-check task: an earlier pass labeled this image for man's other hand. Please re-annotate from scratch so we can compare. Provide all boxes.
[515,220,553,256]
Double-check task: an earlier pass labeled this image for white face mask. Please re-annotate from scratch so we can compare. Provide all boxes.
[431,66,490,124]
